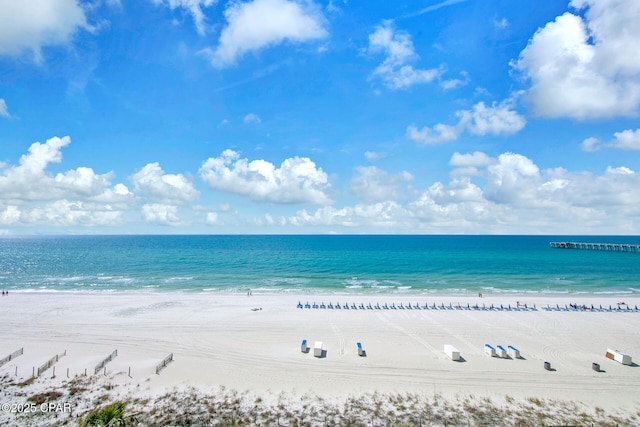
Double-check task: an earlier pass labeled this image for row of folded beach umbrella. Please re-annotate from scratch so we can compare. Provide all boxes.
[296,301,537,311]
[297,301,640,312]
[543,303,640,312]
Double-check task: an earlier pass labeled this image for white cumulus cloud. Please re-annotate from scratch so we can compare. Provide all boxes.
[203,0,327,67]
[0,99,9,117]
[350,166,413,204]
[449,151,492,167]
[0,136,128,203]
[582,128,640,151]
[611,129,640,150]
[513,0,640,119]
[289,152,640,234]
[141,203,182,225]
[0,136,132,228]
[130,162,199,203]
[199,149,332,204]
[152,0,216,35]
[407,98,525,144]
[243,113,262,124]
[368,20,443,90]
[1,200,124,227]
[0,0,92,62]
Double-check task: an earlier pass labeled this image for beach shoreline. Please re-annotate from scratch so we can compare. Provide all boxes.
[1,291,640,424]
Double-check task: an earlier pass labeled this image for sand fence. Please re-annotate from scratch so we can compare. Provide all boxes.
[0,347,23,368]
[36,350,67,377]
[94,349,118,375]
[155,353,174,375]
[0,346,179,382]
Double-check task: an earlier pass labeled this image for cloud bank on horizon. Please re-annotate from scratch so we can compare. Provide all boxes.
[0,0,639,234]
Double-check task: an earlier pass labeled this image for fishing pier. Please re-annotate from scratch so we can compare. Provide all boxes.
[550,241,640,253]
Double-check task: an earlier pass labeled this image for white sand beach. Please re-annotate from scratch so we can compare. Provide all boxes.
[1,292,640,424]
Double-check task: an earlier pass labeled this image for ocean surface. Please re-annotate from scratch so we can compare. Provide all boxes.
[0,235,639,296]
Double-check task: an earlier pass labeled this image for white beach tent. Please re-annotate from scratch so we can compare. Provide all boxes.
[314,341,324,358]
[444,344,460,361]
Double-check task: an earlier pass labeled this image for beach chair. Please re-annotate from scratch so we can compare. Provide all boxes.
[496,345,507,358]
[431,302,437,310]
[304,302,311,309]
[366,303,373,310]
[398,303,405,309]
[390,303,396,309]
[297,301,303,308]
[357,342,365,356]
[413,302,421,309]
[328,302,334,309]
[382,303,389,309]
[351,302,357,309]
[301,339,308,353]
[484,344,496,357]
[374,302,381,309]
[320,302,326,309]
[358,303,365,309]
[335,302,341,309]
[343,302,349,310]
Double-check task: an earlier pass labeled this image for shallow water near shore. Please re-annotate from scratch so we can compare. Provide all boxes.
[1,235,639,295]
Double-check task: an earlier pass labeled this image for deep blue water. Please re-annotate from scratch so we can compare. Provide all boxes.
[0,235,639,295]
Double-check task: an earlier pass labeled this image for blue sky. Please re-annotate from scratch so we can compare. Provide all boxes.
[1,0,639,234]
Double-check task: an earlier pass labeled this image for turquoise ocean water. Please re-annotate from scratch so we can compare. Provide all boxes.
[0,235,639,296]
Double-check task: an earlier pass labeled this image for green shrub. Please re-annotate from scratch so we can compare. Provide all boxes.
[80,401,128,427]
